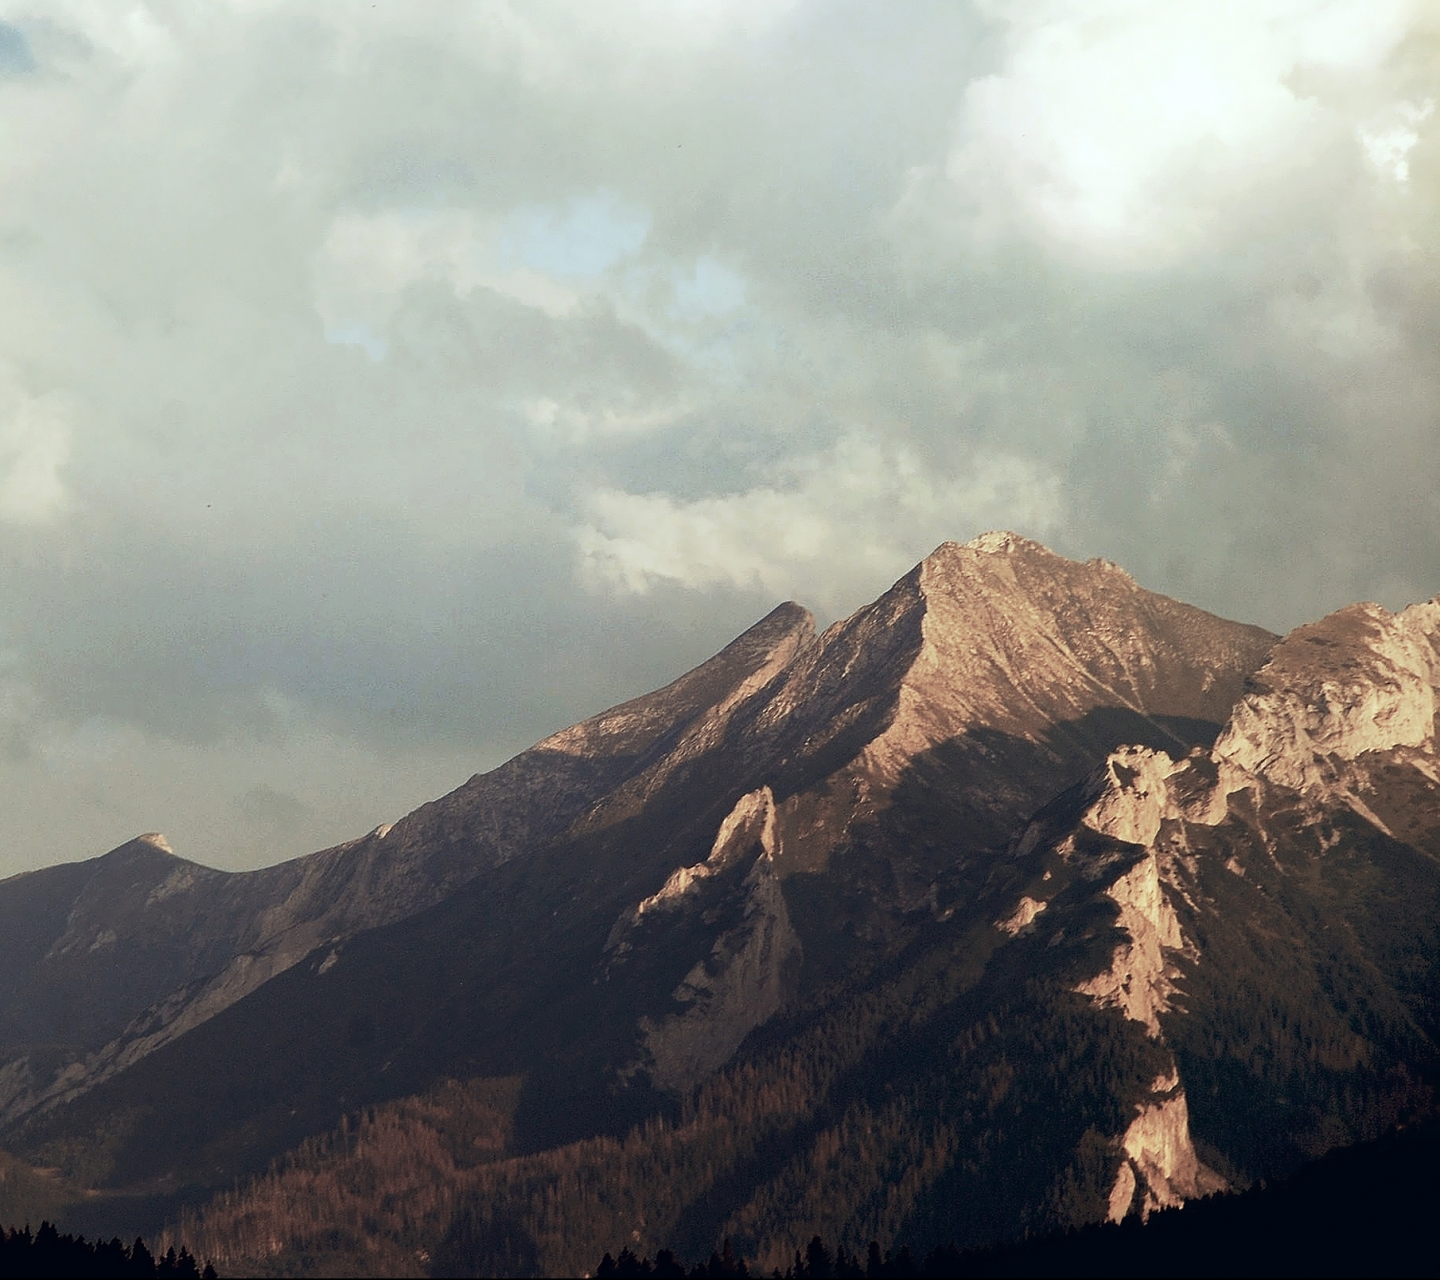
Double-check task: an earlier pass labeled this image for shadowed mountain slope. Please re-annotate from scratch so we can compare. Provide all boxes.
[0,532,1301,1267]
[22,534,1440,1278]
[0,602,815,1129]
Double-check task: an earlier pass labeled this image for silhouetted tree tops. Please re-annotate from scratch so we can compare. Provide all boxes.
[595,1235,921,1278]
[597,1238,751,1278]
[595,1115,1440,1279]
[0,1222,216,1279]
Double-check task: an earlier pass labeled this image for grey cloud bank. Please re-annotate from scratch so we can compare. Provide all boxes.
[0,0,1435,875]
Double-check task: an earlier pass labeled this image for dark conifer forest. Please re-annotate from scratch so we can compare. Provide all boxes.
[594,1116,1440,1279]
[0,1222,214,1279]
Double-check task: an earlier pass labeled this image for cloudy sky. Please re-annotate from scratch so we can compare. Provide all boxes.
[0,0,1435,876]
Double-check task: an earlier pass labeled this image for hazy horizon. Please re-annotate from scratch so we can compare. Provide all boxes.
[1,0,1436,876]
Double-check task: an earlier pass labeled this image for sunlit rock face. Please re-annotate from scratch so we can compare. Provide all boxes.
[1073,844,1187,1038]
[9,536,1440,1274]
[1108,1068,1227,1222]
[1216,601,1440,790]
[1212,599,1440,839]
[1021,592,1440,1221]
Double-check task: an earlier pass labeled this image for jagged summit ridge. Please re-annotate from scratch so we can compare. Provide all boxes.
[960,529,1040,554]
[1215,596,1440,799]
[1000,587,1440,1227]
[537,601,815,763]
[945,530,1132,577]
[856,534,1277,779]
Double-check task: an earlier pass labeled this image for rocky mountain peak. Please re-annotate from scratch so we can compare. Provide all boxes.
[919,531,1061,586]
[958,529,1051,556]
[94,833,187,873]
[1214,595,1440,799]
[536,600,816,763]
[872,537,1277,764]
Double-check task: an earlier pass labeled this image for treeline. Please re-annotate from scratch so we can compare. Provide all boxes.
[595,1237,928,1278]
[431,957,1172,1275]
[161,826,1440,1277]
[167,935,1180,1275]
[598,1113,1440,1279]
[163,1076,520,1277]
[944,1115,1440,1278]
[0,1221,215,1279]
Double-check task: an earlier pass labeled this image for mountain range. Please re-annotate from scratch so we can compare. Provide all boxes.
[2,533,1437,1276]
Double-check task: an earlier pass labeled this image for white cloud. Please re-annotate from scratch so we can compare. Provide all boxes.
[500,193,651,280]
[313,194,652,343]
[0,649,39,729]
[670,256,747,321]
[1148,417,1237,510]
[574,431,1063,608]
[1359,98,1436,182]
[0,0,1433,877]
[520,396,687,446]
[0,380,71,525]
[447,0,805,88]
[10,699,494,872]
[916,0,1418,265]
[36,714,146,775]
[8,1,180,68]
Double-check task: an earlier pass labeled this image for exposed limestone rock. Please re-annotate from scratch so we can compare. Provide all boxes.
[608,785,803,1094]
[606,787,777,950]
[1215,599,1440,800]
[548,608,815,832]
[1077,744,1239,842]
[603,541,1274,1098]
[0,1057,37,1119]
[839,537,1273,862]
[540,604,814,764]
[1065,746,1194,1035]
[1107,1067,1226,1221]
[0,608,819,1129]
[964,530,1028,554]
[1082,746,1175,847]
[639,843,801,1095]
[1107,1158,1137,1223]
[1074,850,1187,1037]
[1048,597,1440,1226]
[995,896,1047,936]
[20,528,1440,1270]
[146,864,202,906]
[0,534,1282,1190]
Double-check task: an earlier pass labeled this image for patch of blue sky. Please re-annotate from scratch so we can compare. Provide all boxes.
[324,322,389,362]
[613,259,759,385]
[498,191,651,281]
[0,23,35,75]
[670,256,747,321]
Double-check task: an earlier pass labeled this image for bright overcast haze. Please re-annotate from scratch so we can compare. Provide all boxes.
[0,0,1436,876]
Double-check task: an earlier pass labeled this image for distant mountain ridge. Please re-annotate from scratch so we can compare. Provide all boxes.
[0,600,815,1129]
[4,534,1439,1277]
[0,535,1270,1130]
